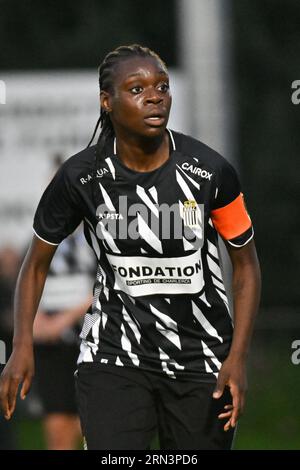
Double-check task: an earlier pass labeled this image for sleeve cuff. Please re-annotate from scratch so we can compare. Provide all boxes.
[32,228,60,246]
[227,226,254,248]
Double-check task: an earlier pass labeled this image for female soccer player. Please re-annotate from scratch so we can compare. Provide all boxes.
[0,44,261,450]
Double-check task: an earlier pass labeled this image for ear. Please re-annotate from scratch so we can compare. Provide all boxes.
[100,90,112,113]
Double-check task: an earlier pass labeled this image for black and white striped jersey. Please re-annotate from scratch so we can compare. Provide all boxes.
[33,129,253,383]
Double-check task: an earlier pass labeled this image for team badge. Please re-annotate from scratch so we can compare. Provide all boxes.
[181,200,200,228]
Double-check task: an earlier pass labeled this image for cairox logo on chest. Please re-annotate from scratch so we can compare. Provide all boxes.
[181,162,213,180]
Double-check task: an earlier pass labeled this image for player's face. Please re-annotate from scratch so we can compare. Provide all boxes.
[101,56,172,140]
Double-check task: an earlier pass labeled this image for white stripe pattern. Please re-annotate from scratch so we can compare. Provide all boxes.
[99,183,115,211]
[105,157,116,180]
[192,301,223,343]
[102,311,108,329]
[211,275,226,292]
[149,304,181,350]
[96,220,121,253]
[80,313,100,340]
[207,254,222,280]
[149,304,179,332]
[155,321,181,349]
[136,185,159,217]
[78,340,94,363]
[159,347,184,379]
[115,356,124,366]
[121,305,141,344]
[201,340,222,370]
[207,240,219,259]
[176,170,198,203]
[204,360,218,378]
[137,212,162,253]
[91,317,101,346]
[120,323,140,366]
[176,164,200,190]
[215,288,230,311]
[199,291,211,307]
[88,228,100,259]
[148,186,158,203]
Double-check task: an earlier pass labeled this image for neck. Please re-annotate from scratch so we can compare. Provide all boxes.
[114,130,170,172]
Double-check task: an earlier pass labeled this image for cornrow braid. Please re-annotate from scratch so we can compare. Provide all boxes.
[87,44,167,208]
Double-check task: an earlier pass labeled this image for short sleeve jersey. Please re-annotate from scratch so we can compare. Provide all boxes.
[33,129,253,383]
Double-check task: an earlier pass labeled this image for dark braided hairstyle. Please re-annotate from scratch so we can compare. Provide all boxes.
[87,44,168,207]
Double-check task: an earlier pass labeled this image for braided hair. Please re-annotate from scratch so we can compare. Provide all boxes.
[87,44,168,206]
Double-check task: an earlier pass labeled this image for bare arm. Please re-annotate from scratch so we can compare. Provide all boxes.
[213,239,261,430]
[0,234,57,419]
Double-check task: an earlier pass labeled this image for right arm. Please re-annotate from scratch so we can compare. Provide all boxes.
[0,234,57,419]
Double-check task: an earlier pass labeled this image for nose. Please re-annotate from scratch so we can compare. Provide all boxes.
[144,88,163,104]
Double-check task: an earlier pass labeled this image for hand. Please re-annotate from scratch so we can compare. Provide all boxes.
[212,355,247,431]
[0,344,34,420]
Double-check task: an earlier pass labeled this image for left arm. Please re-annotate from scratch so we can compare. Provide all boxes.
[213,239,261,430]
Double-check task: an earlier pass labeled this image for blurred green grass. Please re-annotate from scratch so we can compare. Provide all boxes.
[234,329,300,449]
[14,329,300,450]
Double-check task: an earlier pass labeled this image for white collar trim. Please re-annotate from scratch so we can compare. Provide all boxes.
[113,128,176,155]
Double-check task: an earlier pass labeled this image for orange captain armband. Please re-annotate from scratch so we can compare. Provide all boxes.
[211,193,252,242]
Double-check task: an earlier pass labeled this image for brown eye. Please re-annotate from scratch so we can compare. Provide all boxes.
[130,86,143,94]
[158,83,169,93]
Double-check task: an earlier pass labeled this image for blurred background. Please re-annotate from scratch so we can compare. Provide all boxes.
[0,0,299,449]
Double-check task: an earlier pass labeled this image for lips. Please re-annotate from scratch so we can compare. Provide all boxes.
[144,110,166,126]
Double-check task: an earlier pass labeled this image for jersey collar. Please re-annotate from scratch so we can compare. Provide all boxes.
[112,128,176,155]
